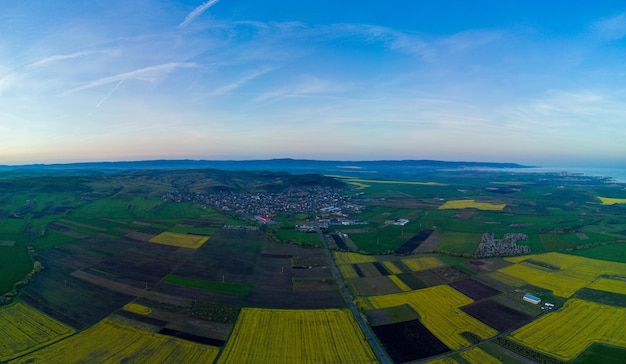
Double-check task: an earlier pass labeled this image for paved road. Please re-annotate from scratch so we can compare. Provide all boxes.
[314,221,392,364]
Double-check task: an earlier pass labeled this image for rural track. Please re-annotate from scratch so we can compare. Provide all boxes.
[313,210,393,364]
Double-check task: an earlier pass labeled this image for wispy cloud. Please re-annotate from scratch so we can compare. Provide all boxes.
[210,66,274,96]
[69,62,197,93]
[0,73,16,96]
[30,50,112,67]
[440,30,504,52]
[330,23,428,57]
[179,0,220,29]
[592,13,626,40]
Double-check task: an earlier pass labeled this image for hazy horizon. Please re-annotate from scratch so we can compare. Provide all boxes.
[1,1,625,166]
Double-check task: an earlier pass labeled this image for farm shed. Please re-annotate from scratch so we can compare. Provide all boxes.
[523,293,541,304]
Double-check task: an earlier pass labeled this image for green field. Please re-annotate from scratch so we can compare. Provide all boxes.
[567,243,626,262]
[0,243,32,293]
[162,274,252,295]
[572,343,626,364]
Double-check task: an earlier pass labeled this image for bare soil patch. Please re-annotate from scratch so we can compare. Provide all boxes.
[124,231,156,242]
[461,299,533,332]
[414,230,444,253]
[450,278,501,300]
[413,266,469,287]
[71,270,146,296]
[372,319,450,363]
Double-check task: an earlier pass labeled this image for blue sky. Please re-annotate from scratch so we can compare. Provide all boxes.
[1,1,625,166]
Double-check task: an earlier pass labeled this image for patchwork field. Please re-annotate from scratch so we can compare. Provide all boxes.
[0,302,74,361]
[2,165,626,363]
[363,285,497,350]
[216,308,378,363]
[511,299,626,361]
[12,317,220,363]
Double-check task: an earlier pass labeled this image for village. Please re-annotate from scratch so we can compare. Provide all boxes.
[162,186,365,224]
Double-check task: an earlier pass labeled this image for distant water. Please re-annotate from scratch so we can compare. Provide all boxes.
[503,167,626,183]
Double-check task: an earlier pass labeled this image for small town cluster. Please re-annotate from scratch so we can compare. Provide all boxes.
[162,186,364,224]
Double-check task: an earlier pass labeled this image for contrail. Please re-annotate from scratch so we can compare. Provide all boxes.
[178,0,220,28]
[88,76,126,116]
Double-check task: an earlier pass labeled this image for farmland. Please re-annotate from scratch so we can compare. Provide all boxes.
[499,253,626,297]
[216,308,378,363]
[438,200,506,211]
[459,347,502,364]
[149,232,210,249]
[0,302,74,361]
[0,163,625,363]
[511,299,626,361]
[587,277,626,295]
[363,285,498,350]
[597,196,626,205]
[12,317,221,363]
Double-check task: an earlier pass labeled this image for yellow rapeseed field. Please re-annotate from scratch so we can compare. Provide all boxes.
[499,252,626,297]
[338,264,359,279]
[149,232,209,249]
[597,196,626,205]
[217,308,378,364]
[0,302,74,361]
[123,303,152,316]
[438,200,506,211]
[381,261,403,274]
[364,285,497,350]
[333,251,376,265]
[388,275,412,291]
[460,347,502,364]
[401,256,444,271]
[511,299,626,361]
[12,317,220,363]
[587,277,626,295]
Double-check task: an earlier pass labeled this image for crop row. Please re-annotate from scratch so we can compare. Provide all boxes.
[12,317,220,363]
[217,308,378,363]
[364,285,497,350]
[511,299,626,361]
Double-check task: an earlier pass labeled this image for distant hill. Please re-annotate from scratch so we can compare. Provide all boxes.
[0,159,530,177]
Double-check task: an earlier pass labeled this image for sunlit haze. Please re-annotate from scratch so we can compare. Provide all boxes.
[1,1,625,167]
